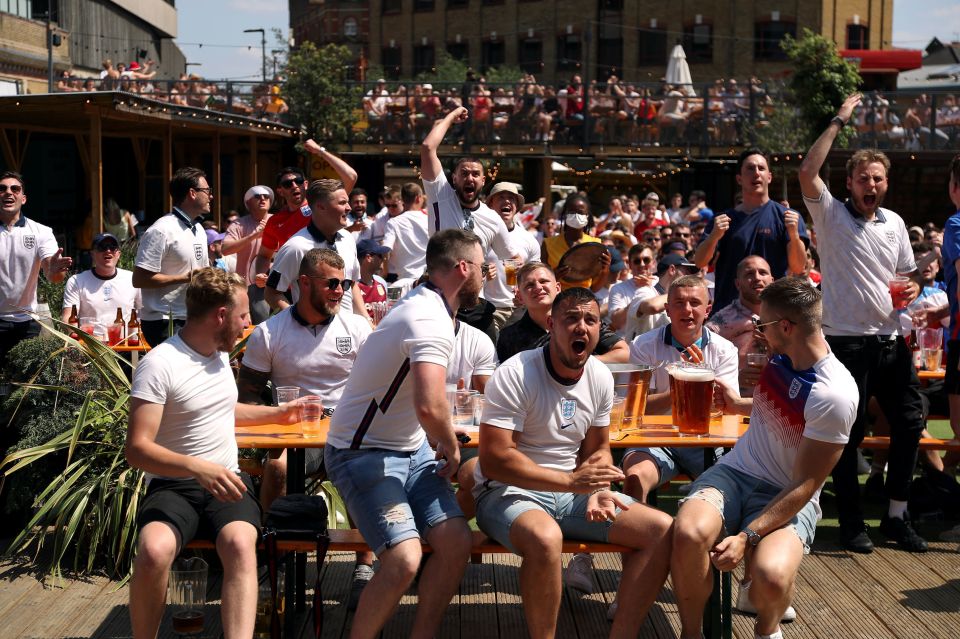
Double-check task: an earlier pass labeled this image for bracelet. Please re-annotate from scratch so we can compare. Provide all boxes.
[830,116,846,128]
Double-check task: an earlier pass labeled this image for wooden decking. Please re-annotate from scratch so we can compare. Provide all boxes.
[1,536,958,638]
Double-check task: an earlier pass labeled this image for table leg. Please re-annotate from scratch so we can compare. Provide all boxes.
[287,448,307,613]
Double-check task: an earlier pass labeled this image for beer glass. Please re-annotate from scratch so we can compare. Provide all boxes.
[300,395,324,438]
[606,363,653,428]
[920,327,943,371]
[668,362,715,436]
[609,396,626,438]
[888,276,911,310]
[168,557,207,636]
[274,386,300,406]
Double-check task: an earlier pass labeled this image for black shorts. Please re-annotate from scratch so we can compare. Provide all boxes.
[137,473,261,546]
[944,340,960,396]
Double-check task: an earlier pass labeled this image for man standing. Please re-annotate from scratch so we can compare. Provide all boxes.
[694,149,808,314]
[607,243,656,336]
[0,171,72,370]
[684,190,714,224]
[355,239,390,313]
[223,185,273,324]
[798,93,927,553]
[265,179,370,321]
[483,182,541,332]
[133,167,209,347]
[125,268,301,639]
[671,278,857,639]
[354,185,400,245]
[382,182,429,281]
[324,229,477,638]
[61,232,140,328]
[475,287,672,638]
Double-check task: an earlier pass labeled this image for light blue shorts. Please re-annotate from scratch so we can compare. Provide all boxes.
[324,441,463,555]
[624,446,722,484]
[474,484,636,554]
[681,463,818,551]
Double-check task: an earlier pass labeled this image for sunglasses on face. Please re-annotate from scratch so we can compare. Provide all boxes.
[251,193,271,200]
[95,245,120,253]
[632,256,654,265]
[752,316,797,332]
[280,177,306,189]
[0,184,23,194]
[307,276,353,291]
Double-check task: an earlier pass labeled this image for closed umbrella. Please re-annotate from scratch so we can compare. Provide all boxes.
[666,44,695,97]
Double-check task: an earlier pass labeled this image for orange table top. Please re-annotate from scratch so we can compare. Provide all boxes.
[234,414,746,449]
[918,369,945,380]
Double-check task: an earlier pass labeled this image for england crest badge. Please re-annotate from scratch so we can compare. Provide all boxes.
[336,336,352,354]
[788,378,802,399]
[560,399,577,420]
[194,243,204,262]
[22,234,36,250]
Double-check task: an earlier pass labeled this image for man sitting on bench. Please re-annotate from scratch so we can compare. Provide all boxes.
[474,286,673,639]
[671,278,857,639]
[126,269,302,639]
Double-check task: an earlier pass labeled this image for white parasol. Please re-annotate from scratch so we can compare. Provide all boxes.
[666,44,696,97]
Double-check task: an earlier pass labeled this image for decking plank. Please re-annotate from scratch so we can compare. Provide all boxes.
[799,552,895,638]
[459,559,497,639]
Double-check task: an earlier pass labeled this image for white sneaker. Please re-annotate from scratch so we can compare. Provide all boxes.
[735,581,796,622]
[563,553,594,594]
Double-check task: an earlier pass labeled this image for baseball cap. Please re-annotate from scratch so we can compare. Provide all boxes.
[244,184,275,204]
[357,239,390,257]
[657,253,698,275]
[205,229,226,245]
[422,83,433,90]
[487,182,525,208]
[607,246,625,273]
[665,241,688,253]
[92,233,119,250]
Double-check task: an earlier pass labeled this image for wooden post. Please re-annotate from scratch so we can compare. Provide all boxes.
[162,123,172,213]
[131,138,149,214]
[212,132,221,228]
[89,110,103,234]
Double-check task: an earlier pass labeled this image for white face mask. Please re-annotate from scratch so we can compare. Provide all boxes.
[565,213,588,229]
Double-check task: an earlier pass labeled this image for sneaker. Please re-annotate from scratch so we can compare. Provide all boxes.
[879,514,928,552]
[856,450,872,475]
[840,523,874,554]
[562,553,594,594]
[939,524,960,542]
[347,564,375,611]
[734,581,796,622]
[606,597,618,621]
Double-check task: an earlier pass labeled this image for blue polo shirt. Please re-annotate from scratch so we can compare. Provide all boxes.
[701,200,809,314]
[943,209,960,343]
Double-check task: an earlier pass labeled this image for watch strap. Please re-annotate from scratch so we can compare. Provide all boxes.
[830,116,847,128]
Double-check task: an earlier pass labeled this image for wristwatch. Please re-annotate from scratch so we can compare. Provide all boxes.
[830,116,847,128]
[743,527,762,547]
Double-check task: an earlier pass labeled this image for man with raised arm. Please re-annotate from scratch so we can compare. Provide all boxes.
[797,93,928,554]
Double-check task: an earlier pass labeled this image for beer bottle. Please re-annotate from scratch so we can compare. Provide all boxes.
[113,308,125,344]
[127,309,140,346]
[68,304,79,327]
[910,328,922,369]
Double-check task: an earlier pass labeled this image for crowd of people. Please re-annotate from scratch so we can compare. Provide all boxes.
[2,92,960,639]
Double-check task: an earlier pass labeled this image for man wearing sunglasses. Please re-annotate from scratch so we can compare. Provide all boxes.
[608,243,657,337]
[61,232,140,329]
[0,171,72,375]
[223,185,274,325]
[133,167,210,347]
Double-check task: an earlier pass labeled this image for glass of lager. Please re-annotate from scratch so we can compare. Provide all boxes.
[668,362,715,437]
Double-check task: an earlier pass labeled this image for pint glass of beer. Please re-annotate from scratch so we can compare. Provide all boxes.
[668,362,715,436]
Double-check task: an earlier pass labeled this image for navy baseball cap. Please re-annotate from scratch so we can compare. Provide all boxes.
[357,239,390,257]
[657,253,698,275]
[607,246,626,273]
[92,233,120,249]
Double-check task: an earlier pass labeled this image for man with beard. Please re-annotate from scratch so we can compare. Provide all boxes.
[61,232,140,329]
[706,255,775,395]
[264,179,370,321]
[694,149,808,314]
[421,107,518,338]
[798,92,927,553]
[133,167,210,347]
[223,185,273,324]
[324,229,478,638]
[482,182,541,333]
[238,248,374,610]
[474,287,672,638]
[126,268,302,639]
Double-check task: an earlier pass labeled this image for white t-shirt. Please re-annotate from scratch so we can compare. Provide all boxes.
[422,171,515,260]
[62,268,141,327]
[0,216,59,321]
[483,222,541,308]
[475,346,613,491]
[130,334,239,482]
[719,352,858,516]
[242,306,372,409]
[447,321,497,387]
[629,324,739,409]
[383,210,429,279]
[328,283,455,451]
[803,186,916,336]
[135,211,209,321]
[354,209,390,244]
[608,278,659,338]
[624,283,667,340]
[268,223,361,312]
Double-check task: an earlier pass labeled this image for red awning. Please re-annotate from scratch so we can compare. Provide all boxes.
[839,49,923,73]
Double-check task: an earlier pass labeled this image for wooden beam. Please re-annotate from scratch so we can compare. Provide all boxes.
[0,129,16,171]
[89,111,103,236]
[212,132,221,228]
[73,134,90,176]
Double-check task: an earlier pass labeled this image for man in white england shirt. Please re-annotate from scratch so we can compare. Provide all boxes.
[61,232,140,328]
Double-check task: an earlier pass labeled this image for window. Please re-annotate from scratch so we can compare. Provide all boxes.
[518,38,543,73]
[0,0,33,18]
[598,0,622,10]
[382,0,401,14]
[381,47,402,80]
[754,19,796,60]
[557,34,582,71]
[413,44,436,75]
[638,28,667,66]
[847,24,869,50]
[683,23,713,63]
[597,37,623,79]
[447,0,468,7]
[447,42,469,62]
[481,40,505,71]
[413,0,434,11]
[343,17,359,38]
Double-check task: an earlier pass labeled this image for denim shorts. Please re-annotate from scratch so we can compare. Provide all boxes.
[324,441,463,555]
[474,484,635,554]
[623,446,722,483]
[681,463,818,551]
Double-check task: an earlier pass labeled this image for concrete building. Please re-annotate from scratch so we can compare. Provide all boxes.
[295,0,894,84]
[0,0,184,94]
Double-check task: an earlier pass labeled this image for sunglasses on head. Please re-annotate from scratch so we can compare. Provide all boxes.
[0,184,23,194]
[280,176,306,189]
[306,276,353,291]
